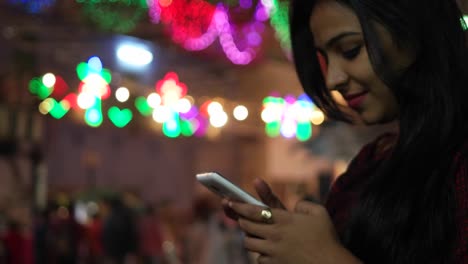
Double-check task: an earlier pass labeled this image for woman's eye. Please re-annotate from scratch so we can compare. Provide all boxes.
[342,45,362,60]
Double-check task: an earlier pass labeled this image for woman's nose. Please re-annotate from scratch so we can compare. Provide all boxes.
[325,63,348,92]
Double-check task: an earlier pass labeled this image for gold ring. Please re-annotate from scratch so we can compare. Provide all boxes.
[260,208,273,223]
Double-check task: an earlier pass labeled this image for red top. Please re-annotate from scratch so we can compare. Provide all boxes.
[325,133,468,263]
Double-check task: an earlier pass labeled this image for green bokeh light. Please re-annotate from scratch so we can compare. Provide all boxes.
[49,100,70,119]
[101,69,112,84]
[296,121,312,142]
[77,62,89,81]
[29,77,53,99]
[135,96,153,116]
[263,96,285,106]
[270,0,291,52]
[78,0,149,33]
[266,121,281,138]
[180,119,195,137]
[77,62,112,82]
[108,106,133,128]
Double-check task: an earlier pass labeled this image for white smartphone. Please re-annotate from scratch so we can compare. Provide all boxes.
[196,172,267,207]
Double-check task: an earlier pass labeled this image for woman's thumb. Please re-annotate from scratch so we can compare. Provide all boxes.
[254,178,286,209]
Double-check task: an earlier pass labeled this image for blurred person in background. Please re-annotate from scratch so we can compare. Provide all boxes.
[84,211,104,264]
[223,0,468,263]
[138,203,164,264]
[1,220,31,264]
[187,192,252,264]
[33,209,49,264]
[101,196,139,264]
[47,202,82,264]
[0,207,7,263]
[157,199,189,264]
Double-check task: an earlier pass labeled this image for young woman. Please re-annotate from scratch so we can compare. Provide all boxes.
[223,0,468,263]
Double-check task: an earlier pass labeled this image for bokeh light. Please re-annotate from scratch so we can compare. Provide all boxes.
[207,101,223,115]
[210,111,228,128]
[77,93,96,109]
[147,93,162,108]
[39,98,55,115]
[152,105,172,123]
[310,110,325,125]
[233,105,248,121]
[175,98,192,113]
[262,93,319,141]
[116,44,153,66]
[115,87,130,102]
[42,73,56,88]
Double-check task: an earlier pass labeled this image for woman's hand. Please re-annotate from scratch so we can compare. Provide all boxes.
[222,178,285,220]
[252,178,286,209]
[229,200,361,264]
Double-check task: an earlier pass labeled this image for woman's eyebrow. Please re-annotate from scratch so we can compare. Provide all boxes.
[322,32,361,49]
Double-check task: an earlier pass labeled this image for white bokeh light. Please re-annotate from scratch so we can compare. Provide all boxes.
[280,120,296,138]
[175,98,192,113]
[77,93,96,109]
[152,105,172,123]
[116,44,153,67]
[42,73,56,88]
[207,101,223,116]
[233,105,248,121]
[147,93,162,108]
[115,87,130,102]
[261,105,283,123]
[210,112,228,128]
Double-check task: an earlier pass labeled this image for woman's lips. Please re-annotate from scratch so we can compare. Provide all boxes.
[344,91,368,109]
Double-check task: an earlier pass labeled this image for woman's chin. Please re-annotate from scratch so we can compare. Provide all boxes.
[361,110,398,125]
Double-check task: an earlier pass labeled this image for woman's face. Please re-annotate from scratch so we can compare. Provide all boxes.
[310,0,404,124]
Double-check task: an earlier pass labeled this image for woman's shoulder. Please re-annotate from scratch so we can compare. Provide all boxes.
[349,132,397,167]
[327,133,396,196]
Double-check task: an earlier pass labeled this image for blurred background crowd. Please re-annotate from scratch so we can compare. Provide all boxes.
[0,188,254,264]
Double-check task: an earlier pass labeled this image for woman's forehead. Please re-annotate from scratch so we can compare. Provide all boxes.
[310,1,362,47]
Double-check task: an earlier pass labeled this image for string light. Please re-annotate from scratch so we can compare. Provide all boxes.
[214,6,257,65]
[269,0,291,53]
[149,0,269,65]
[29,56,325,140]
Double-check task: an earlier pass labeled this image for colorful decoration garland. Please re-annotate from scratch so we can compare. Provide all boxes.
[76,0,149,33]
[149,0,289,65]
[29,56,324,141]
[29,56,240,138]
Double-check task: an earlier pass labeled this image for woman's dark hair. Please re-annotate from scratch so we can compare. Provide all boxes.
[290,0,468,263]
